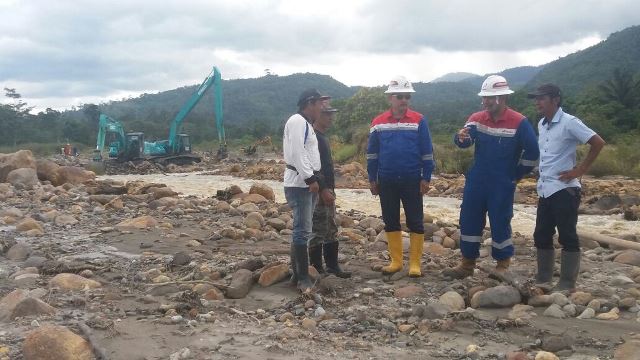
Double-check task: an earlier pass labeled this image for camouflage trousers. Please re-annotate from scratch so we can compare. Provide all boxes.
[309,192,338,248]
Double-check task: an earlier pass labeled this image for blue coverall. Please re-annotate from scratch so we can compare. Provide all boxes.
[455,108,539,260]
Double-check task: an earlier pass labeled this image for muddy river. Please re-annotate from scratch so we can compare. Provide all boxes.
[100,173,640,237]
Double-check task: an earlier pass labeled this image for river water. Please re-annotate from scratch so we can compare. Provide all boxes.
[99,173,640,237]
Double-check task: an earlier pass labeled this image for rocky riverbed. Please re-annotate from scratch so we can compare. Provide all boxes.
[0,149,639,359]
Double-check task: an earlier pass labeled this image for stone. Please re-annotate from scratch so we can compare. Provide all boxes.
[471,286,521,308]
[249,183,275,201]
[115,215,158,229]
[16,218,44,233]
[535,351,559,360]
[614,250,640,266]
[203,287,225,300]
[258,264,289,287]
[442,236,456,249]
[569,291,593,306]
[508,304,536,320]
[439,291,465,311]
[226,269,254,299]
[595,307,620,320]
[398,324,415,333]
[528,294,553,307]
[52,166,95,186]
[266,218,286,231]
[358,217,385,233]
[301,318,317,332]
[35,159,60,183]
[172,252,192,266]
[611,275,635,287]
[423,302,451,319]
[506,352,528,360]
[54,214,78,226]
[6,243,32,260]
[394,285,423,299]
[0,150,36,183]
[7,168,39,189]
[23,325,93,360]
[577,307,595,319]
[541,334,574,352]
[549,292,569,306]
[424,242,447,256]
[7,297,56,320]
[279,312,294,322]
[543,304,566,319]
[148,186,178,199]
[49,273,102,291]
[237,202,260,213]
[244,212,265,229]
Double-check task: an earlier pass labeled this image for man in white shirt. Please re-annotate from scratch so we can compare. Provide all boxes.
[283,88,327,292]
[529,83,605,292]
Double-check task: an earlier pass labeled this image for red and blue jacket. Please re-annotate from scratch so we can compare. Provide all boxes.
[454,108,539,181]
[367,109,434,182]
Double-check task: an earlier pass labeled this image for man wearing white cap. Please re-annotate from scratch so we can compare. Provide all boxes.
[443,75,539,279]
[367,76,435,278]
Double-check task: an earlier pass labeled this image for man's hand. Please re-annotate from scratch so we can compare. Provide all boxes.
[369,181,379,196]
[308,181,319,193]
[420,180,430,195]
[558,166,585,182]
[457,127,470,141]
[320,189,335,205]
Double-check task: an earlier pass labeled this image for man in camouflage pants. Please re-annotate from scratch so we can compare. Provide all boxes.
[308,102,351,278]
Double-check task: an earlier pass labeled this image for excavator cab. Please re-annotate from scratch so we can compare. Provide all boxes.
[125,132,145,160]
[176,134,192,154]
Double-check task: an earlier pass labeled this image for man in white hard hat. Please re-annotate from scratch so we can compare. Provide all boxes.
[443,75,539,279]
[528,83,604,292]
[284,88,328,292]
[367,76,435,278]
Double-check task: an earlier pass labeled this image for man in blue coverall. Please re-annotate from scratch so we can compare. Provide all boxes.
[443,75,539,279]
[367,75,435,278]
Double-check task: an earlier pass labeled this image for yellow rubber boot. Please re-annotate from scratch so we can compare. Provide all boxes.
[382,231,403,275]
[408,233,424,277]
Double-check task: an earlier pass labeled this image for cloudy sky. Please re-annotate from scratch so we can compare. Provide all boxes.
[1,0,639,111]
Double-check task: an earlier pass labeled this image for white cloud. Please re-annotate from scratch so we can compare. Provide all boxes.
[0,0,636,111]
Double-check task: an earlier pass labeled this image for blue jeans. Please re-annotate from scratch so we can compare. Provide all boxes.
[285,187,318,246]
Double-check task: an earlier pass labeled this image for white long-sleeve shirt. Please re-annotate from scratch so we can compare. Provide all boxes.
[283,113,321,187]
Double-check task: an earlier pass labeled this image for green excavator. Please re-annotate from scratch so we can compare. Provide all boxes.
[92,66,226,165]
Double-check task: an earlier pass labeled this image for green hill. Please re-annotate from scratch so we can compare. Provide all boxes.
[525,25,640,95]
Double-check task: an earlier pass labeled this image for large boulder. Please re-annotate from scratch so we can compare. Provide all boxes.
[53,166,95,186]
[23,325,94,360]
[249,183,275,201]
[0,150,36,182]
[49,273,101,291]
[36,159,60,183]
[7,168,39,188]
[115,215,158,229]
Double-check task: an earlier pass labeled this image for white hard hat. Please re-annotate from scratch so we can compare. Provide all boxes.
[478,75,514,96]
[384,75,415,94]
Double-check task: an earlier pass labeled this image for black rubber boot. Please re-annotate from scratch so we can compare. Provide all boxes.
[308,245,325,274]
[324,241,351,278]
[535,248,555,285]
[289,243,298,286]
[294,244,314,292]
[556,250,580,292]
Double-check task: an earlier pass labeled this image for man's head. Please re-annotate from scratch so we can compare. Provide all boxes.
[528,83,562,118]
[315,100,338,132]
[385,75,415,116]
[297,88,330,122]
[478,75,513,116]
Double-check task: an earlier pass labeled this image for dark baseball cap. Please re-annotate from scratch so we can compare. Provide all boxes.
[528,83,561,98]
[297,88,330,107]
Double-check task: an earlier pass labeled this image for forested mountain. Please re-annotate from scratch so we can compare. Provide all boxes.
[525,25,640,95]
[1,25,639,158]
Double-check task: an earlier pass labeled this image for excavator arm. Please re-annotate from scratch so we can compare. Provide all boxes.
[94,114,126,161]
[168,66,224,154]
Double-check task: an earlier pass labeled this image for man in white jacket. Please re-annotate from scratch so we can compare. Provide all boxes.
[283,88,327,292]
